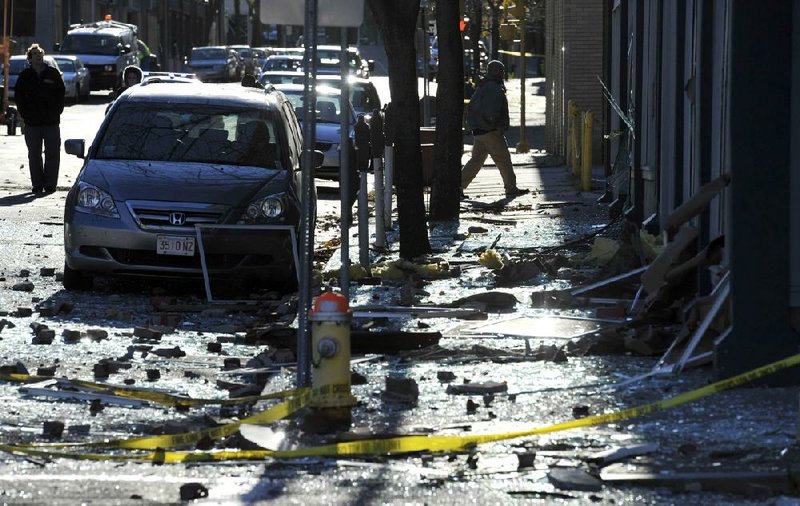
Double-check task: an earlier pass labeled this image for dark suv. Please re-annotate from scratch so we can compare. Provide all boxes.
[62,81,317,291]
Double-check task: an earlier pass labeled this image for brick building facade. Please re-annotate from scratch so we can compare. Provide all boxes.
[544,0,606,164]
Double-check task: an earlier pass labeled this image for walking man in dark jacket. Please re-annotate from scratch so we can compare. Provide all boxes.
[461,60,528,198]
[14,43,65,194]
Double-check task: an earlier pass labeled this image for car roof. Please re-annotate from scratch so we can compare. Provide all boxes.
[315,45,360,52]
[8,54,60,69]
[273,83,341,96]
[67,26,130,36]
[315,74,372,85]
[120,82,284,108]
[266,54,303,60]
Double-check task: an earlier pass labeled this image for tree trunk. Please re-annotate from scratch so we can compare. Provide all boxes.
[367,0,431,260]
[428,0,464,221]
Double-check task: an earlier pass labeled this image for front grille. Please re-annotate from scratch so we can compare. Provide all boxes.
[106,248,246,270]
[85,64,115,77]
[127,201,227,231]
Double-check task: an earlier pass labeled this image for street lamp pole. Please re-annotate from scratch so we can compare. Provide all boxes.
[515,2,529,153]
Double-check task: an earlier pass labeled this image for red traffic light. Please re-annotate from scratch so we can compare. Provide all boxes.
[459,19,467,32]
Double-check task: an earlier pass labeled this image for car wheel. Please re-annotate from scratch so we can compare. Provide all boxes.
[63,262,93,291]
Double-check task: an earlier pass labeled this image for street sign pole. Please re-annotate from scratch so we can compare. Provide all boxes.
[260,0,365,388]
[297,0,319,387]
[339,26,351,299]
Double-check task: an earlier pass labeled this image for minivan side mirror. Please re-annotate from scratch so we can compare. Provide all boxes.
[367,60,375,72]
[53,43,61,52]
[64,139,85,159]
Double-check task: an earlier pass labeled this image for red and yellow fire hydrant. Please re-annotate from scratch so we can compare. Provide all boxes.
[308,290,357,415]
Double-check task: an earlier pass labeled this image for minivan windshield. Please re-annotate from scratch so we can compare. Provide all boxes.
[61,34,123,55]
[96,103,283,168]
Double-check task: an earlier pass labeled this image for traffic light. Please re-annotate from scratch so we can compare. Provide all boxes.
[459,19,467,32]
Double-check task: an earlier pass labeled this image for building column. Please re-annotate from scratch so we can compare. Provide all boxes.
[715,1,800,384]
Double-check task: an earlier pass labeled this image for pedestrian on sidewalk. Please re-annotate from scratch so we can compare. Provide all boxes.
[106,65,143,113]
[13,43,65,194]
[461,60,528,198]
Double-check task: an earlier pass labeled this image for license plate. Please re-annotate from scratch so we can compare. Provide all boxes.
[156,235,195,256]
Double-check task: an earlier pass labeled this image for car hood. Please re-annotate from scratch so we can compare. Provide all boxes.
[81,160,289,205]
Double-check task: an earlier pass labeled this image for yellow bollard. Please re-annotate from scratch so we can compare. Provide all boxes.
[581,111,593,191]
[305,290,356,430]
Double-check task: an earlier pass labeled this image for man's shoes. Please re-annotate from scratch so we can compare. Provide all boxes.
[505,187,530,197]
[43,186,56,194]
[31,186,43,193]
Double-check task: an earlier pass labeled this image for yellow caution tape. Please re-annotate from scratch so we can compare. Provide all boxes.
[67,379,304,408]
[498,49,545,58]
[20,386,314,450]
[2,353,799,462]
[2,373,301,408]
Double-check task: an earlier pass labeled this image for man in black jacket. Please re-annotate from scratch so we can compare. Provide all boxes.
[14,44,65,194]
[461,60,528,199]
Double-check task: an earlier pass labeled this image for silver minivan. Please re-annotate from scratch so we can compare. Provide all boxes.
[62,81,317,291]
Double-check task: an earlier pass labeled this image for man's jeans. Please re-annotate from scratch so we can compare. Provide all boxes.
[24,125,61,188]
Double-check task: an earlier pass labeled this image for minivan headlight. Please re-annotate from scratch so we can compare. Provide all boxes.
[241,194,286,223]
[75,182,119,218]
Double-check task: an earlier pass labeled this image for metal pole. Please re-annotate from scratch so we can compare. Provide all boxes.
[339,26,351,299]
[297,0,319,388]
[357,149,369,267]
[1,0,8,122]
[383,145,393,227]
[516,3,529,153]
[373,155,385,247]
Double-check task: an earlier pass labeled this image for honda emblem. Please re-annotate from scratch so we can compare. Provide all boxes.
[169,212,186,226]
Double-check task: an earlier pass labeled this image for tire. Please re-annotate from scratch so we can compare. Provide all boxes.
[63,262,93,291]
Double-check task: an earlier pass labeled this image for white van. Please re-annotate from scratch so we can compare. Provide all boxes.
[55,18,139,91]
